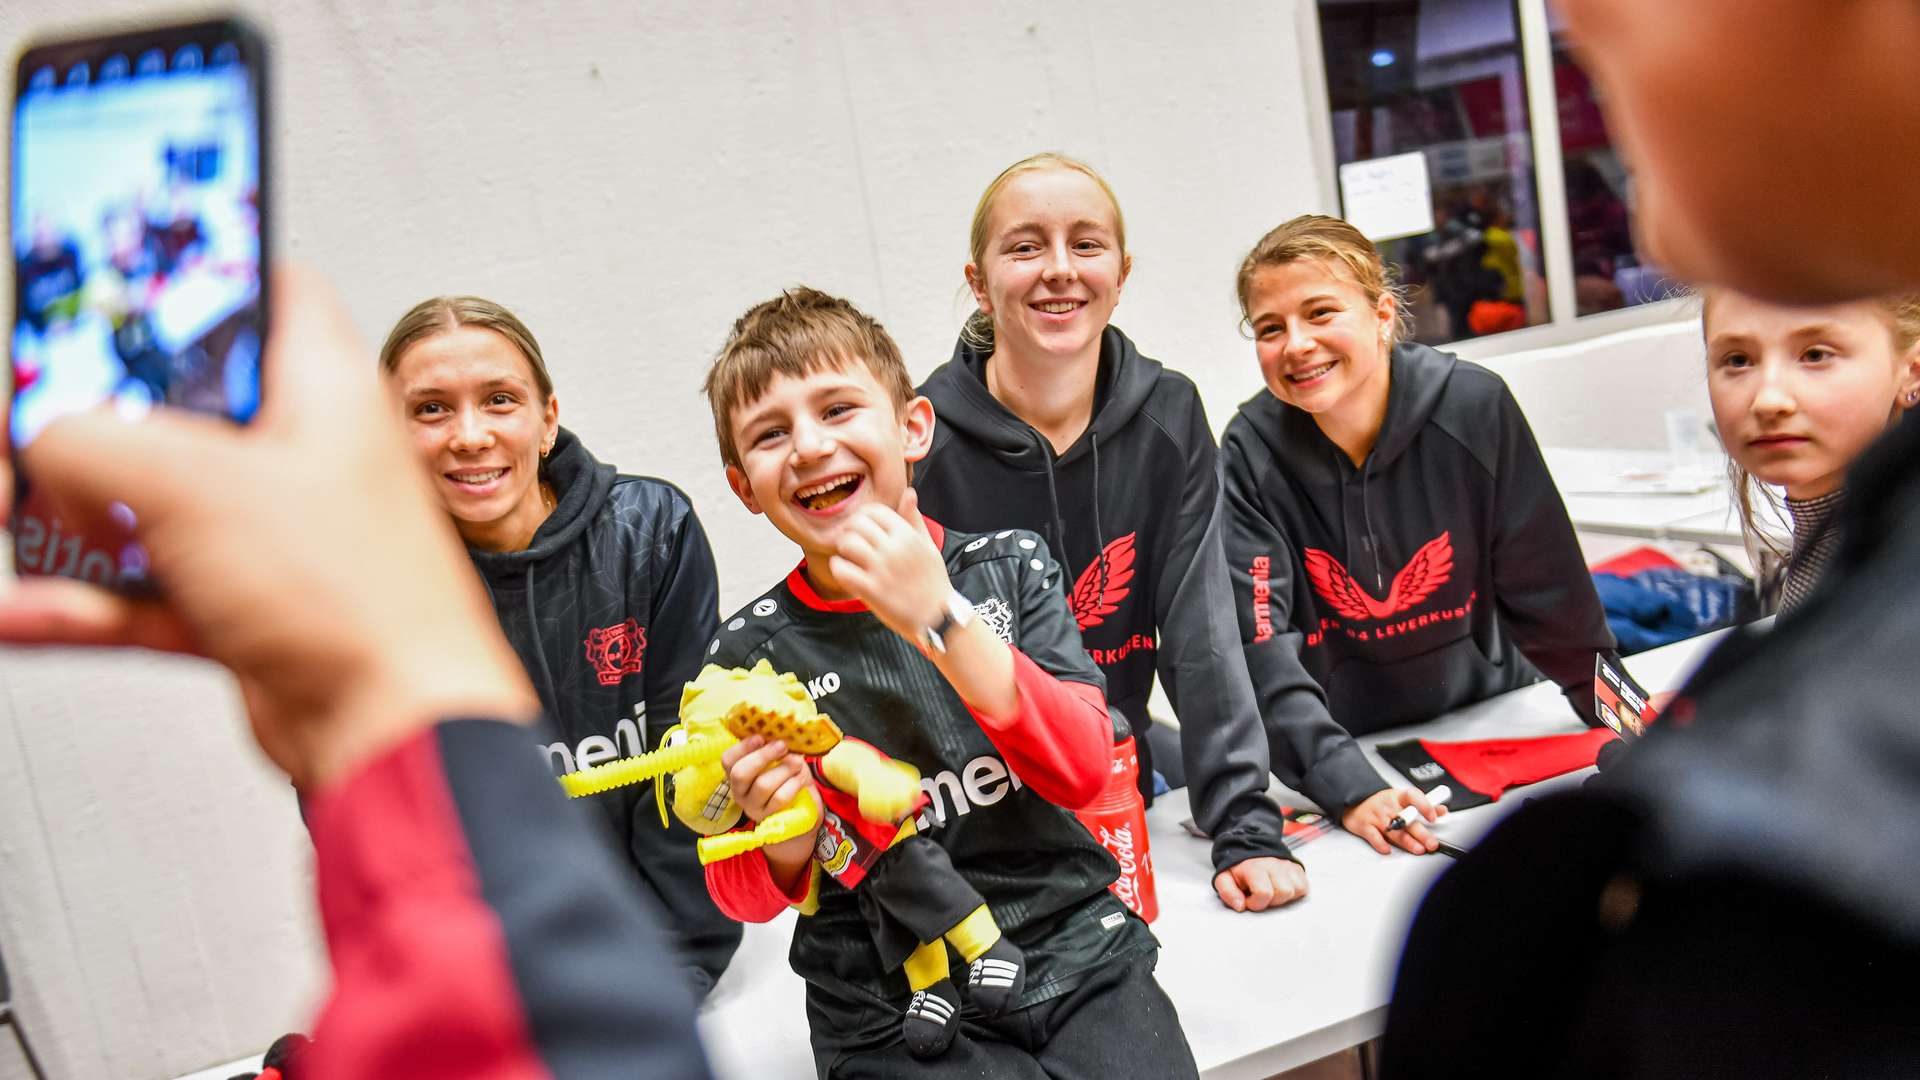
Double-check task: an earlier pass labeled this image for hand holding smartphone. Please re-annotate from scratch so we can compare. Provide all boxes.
[10,18,267,586]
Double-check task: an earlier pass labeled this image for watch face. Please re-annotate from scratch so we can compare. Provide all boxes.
[948,590,976,627]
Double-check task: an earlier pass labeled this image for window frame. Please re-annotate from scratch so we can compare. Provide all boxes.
[1295,0,1693,357]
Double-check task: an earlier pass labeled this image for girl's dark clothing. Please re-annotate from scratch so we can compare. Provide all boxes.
[917,326,1338,872]
[1220,341,1619,740]
[465,427,740,997]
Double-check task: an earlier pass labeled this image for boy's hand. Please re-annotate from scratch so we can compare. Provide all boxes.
[828,488,952,645]
[721,735,820,884]
[722,735,814,823]
[1214,857,1308,912]
[1342,788,1446,855]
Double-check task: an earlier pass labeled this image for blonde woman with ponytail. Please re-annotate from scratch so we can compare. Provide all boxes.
[380,296,741,997]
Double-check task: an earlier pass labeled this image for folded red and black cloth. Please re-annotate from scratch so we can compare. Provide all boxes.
[1376,728,1617,810]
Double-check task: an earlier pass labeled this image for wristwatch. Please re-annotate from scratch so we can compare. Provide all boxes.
[920,590,977,655]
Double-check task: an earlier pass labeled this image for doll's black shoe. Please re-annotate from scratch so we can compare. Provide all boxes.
[903,980,961,1057]
[965,937,1026,1017]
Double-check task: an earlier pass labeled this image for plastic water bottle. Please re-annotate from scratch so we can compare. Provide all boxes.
[1074,736,1158,923]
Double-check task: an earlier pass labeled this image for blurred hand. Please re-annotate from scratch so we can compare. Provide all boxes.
[0,266,538,790]
[1342,788,1446,856]
[1213,856,1308,913]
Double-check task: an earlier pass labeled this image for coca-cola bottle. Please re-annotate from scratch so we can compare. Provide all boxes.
[1074,713,1158,922]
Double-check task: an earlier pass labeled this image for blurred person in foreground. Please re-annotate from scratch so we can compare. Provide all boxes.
[0,268,711,1079]
[1382,3,1920,1077]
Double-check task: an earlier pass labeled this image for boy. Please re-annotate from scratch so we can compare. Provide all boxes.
[699,287,1198,1077]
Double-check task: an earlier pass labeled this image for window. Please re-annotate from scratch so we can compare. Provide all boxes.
[1310,0,1678,348]
[1546,7,1678,315]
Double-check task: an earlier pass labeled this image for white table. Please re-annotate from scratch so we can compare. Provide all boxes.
[697,630,1726,1079]
[1544,446,1746,547]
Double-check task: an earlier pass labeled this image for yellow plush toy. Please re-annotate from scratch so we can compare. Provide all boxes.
[562,660,1027,1058]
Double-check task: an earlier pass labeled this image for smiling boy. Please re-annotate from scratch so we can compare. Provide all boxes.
[699,287,1197,1077]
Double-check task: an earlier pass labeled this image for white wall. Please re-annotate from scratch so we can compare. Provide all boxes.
[0,3,1707,1078]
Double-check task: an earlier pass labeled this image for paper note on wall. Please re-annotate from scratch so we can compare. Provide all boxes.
[1338,151,1435,242]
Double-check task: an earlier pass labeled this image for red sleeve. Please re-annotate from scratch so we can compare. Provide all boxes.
[968,648,1112,810]
[306,728,550,1080]
[305,720,710,1080]
[704,844,810,923]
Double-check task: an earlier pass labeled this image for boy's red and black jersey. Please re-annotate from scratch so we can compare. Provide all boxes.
[704,520,1157,1025]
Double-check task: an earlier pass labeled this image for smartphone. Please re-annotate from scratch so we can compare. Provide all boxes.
[9,17,268,584]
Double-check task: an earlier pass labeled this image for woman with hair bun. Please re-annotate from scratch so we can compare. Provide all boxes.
[381,296,740,997]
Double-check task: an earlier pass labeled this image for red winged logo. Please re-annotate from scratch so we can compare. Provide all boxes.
[583,618,647,686]
[1069,532,1137,630]
[1303,532,1454,621]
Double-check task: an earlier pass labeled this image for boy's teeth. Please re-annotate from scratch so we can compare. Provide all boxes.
[796,475,859,506]
[1038,301,1077,314]
[797,476,850,498]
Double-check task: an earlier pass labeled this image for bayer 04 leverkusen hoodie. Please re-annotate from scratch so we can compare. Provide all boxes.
[916,326,1379,872]
[465,427,740,997]
[1220,341,1618,741]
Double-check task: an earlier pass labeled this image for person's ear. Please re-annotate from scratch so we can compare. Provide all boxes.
[899,396,936,465]
[1899,344,1920,411]
[541,393,560,456]
[1376,291,1398,349]
[965,264,992,317]
[725,464,763,516]
[1116,251,1133,295]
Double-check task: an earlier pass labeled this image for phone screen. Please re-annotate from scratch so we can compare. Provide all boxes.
[10,20,266,583]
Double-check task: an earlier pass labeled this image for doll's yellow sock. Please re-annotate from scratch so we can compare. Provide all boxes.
[944,905,1001,964]
[903,939,949,992]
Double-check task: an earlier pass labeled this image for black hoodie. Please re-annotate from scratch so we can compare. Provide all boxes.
[916,326,1374,873]
[1220,342,1616,741]
[465,427,740,997]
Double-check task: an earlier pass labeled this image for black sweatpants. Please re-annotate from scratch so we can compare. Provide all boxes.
[822,952,1198,1079]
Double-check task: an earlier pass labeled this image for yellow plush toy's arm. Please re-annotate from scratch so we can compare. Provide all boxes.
[820,739,924,824]
[560,737,727,799]
[694,786,822,866]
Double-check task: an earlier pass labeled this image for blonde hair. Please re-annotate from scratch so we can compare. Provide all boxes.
[1235,214,1411,344]
[379,296,555,401]
[704,287,915,470]
[1703,289,1920,565]
[962,152,1128,350]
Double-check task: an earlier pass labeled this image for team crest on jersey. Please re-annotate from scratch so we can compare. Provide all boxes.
[816,816,856,876]
[974,596,1015,643]
[1304,532,1454,620]
[1069,532,1137,630]
[583,618,647,685]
